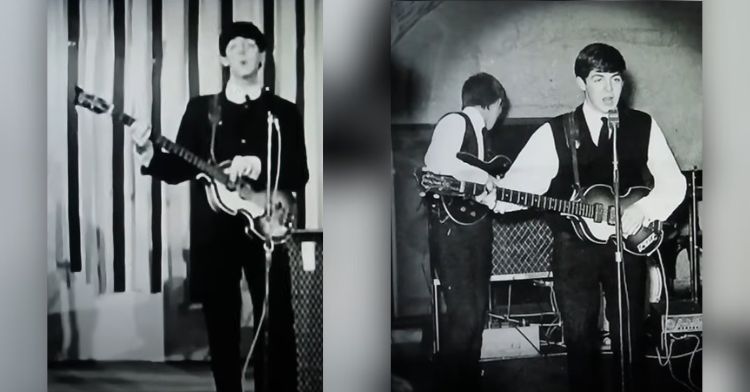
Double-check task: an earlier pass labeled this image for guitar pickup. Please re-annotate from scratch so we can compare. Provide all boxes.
[592,204,605,223]
[606,205,617,225]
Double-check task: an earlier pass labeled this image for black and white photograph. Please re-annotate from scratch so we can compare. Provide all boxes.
[46,1,322,391]
[391,1,702,391]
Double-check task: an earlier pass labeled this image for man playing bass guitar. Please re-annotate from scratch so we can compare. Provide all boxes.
[130,22,308,392]
[478,43,686,392]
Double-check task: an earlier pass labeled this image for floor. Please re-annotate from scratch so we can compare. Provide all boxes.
[392,283,703,392]
[48,345,702,392]
[393,349,702,392]
[48,361,228,392]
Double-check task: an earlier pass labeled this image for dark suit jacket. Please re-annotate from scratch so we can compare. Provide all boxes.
[143,90,309,301]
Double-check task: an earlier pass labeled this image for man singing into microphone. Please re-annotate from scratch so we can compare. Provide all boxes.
[478,43,685,391]
[130,21,309,392]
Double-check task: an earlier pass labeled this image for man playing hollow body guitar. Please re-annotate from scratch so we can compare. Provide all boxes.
[478,43,686,391]
[131,22,308,392]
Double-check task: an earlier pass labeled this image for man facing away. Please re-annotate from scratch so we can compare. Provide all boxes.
[423,72,506,392]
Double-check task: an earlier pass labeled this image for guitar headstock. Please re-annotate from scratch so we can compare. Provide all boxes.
[74,86,112,115]
[415,168,464,197]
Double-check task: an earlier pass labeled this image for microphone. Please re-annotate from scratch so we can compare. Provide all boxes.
[244,94,251,109]
[261,86,273,114]
[607,108,620,127]
[261,86,278,140]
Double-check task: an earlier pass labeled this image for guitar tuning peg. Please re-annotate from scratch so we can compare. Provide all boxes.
[418,192,426,198]
[432,194,440,199]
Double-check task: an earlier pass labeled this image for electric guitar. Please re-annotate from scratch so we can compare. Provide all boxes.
[416,154,664,256]
[74,86,296,244]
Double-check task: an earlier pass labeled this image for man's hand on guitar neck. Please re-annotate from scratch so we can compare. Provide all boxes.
[131,120,154,167]
[475,175,500,210]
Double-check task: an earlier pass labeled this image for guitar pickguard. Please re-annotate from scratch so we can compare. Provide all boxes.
[439,196,488,225]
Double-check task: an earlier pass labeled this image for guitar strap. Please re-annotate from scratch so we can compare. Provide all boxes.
[562,111,582,195]
[207,93,222,164]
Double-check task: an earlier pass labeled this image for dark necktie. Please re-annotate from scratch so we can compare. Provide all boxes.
[597,117,610,148]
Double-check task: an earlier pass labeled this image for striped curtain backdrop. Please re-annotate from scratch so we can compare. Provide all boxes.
[47,0,322,297]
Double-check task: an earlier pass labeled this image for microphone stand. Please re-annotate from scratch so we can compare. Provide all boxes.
[262,87,275,392]
[608,109,628,392]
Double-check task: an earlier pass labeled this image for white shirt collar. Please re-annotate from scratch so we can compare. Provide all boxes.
[224,77,262,104]
[582,99,609,145]
[462,106,487,133]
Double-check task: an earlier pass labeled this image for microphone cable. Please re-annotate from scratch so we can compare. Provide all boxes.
[240,88,285,390]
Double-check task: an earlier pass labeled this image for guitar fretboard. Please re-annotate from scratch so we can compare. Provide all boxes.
[116,111,230,185]
[461,182,597,218]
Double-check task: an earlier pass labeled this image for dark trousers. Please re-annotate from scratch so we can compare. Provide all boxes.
[552,230,648,392]
[428,209,492,392]
[201,239,298,392]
